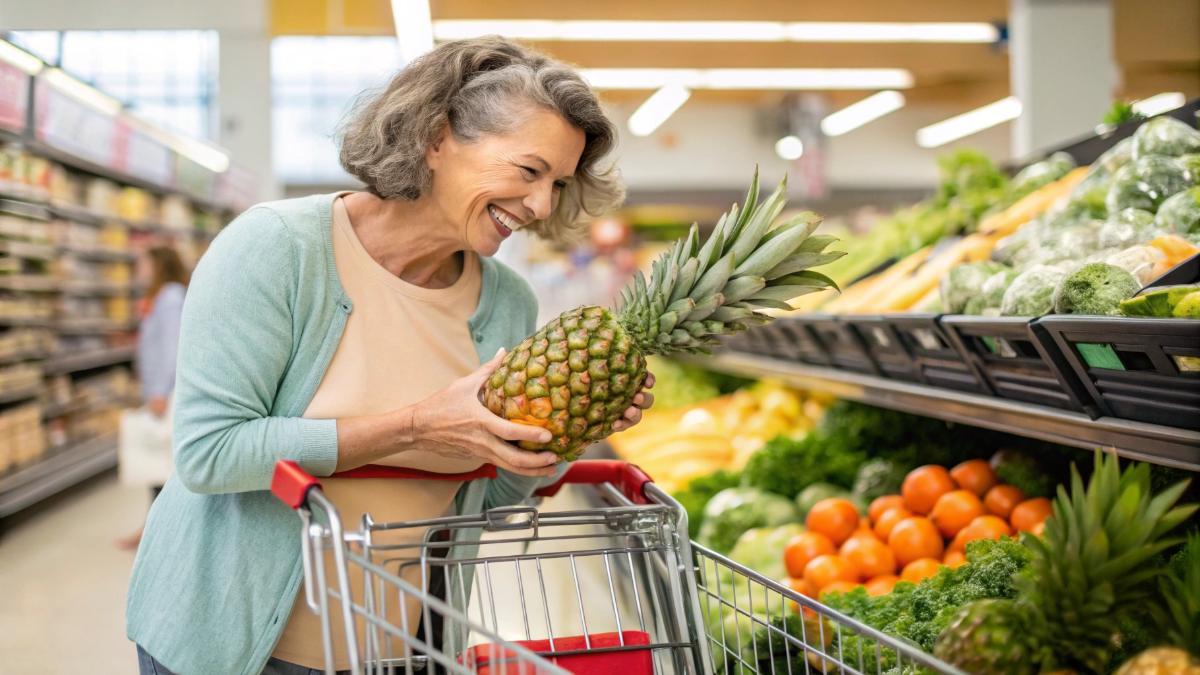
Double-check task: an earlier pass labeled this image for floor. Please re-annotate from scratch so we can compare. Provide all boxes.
[0,471,146,674]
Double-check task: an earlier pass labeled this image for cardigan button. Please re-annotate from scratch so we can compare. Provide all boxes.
[474,333,483,343]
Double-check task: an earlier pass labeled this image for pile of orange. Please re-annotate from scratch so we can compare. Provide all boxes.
[783,458,1052,602]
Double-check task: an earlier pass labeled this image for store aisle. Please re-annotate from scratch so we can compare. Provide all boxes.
[0,472,145,675]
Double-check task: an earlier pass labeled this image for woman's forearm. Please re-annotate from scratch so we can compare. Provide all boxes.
[333,408,415,472]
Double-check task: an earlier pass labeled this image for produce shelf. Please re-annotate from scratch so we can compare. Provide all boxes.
[43,346,134,375]
[0,384,43,407]
[0,433,118,518]
[688,351,1200,471]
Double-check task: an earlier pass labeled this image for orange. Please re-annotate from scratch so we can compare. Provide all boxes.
[840,537,897,579]
[874,506,912,540]
[949,459,998,497]
[943,550,968,568]
[784,532,837,578]
[806,498,861,546]
[786,577,816,616]
[929,490,986,538]
[803,554,860,590]
[868,495,905,523]
[887,516,945,567]
[951,515,1012,552]
[819,580,863,599]
[1031,521,1046,537]
[864,575,898,597]
[902,465,957,515]
[1010,497,1053,533]
[983,484,1025,519]
[900,558,943,584]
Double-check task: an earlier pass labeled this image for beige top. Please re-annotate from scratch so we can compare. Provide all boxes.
[272,195,483,668]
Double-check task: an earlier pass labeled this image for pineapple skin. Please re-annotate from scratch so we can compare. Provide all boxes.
[1115,647,1200,675]
[483,305,646,461]
[933,599,1039,675]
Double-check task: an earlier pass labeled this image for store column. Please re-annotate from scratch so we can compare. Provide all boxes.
[1009,0,1116,158]
[218,32,280,200]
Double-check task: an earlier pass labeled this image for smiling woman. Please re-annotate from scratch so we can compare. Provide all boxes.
[125,36,643,675]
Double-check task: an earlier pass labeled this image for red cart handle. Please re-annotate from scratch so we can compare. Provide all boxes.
[272,460,322,509]
[533,460,654,505]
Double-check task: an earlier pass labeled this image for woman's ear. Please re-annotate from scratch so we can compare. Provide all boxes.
[425,123,450,170]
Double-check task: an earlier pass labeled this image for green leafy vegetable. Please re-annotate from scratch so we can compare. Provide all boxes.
[1052,262,1141,316]
[698,487,800,553]
[676,470,741,538]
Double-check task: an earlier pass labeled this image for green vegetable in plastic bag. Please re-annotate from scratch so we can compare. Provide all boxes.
[1052,262,1141,315]
[1131,116,1200,160]
[699,487,801,553]
[966,267,1019,315]
[1106,156,1193,214]
[1154,186,1200,235]
[940,261,1011,313]
[1010,152,1076,198]
[1102,245,1167,285]
[1097,208,1158,249]
[1000,266,1070,317]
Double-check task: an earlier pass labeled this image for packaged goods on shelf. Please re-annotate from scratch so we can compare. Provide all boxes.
[0,144,52,200]
[0,214,53,244]
[83,178,121,217]
[0,404,46,473]
[0,362,43,393]
[0,328,52,358]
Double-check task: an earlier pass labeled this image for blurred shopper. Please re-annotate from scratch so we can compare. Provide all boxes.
[116,246,189,550]
[127,37,652,674]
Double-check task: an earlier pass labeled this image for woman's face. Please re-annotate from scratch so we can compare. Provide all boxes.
[426,107,586,257]
[135,253,154,287]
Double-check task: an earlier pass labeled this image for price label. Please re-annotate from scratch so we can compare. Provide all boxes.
[34,76,118,167]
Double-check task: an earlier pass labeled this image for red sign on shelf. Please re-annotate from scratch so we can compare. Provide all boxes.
[0,62,30,132]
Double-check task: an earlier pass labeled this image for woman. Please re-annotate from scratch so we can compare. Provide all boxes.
[127,37,652,674]
[116,245,189,550]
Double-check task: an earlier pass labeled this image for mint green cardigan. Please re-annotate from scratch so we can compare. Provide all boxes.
[126,193,560,674]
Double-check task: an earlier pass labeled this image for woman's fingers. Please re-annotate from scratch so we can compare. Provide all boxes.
[488,440,559,475]
[643,372,655,389]
[633,392,654,409]
[485,416,553,444]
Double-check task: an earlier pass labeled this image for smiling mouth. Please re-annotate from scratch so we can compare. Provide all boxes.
[488,204,522,238]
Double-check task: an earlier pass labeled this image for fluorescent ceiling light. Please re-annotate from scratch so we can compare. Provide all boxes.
[627,84,691,137]
[775,135,804,160]
[0,40,45,76]
[41,68,122,115]
[172,135,231,174]
[821,90,906,136]
[581,68,913,91]
[433,20,998,43]
[917,97,1022,148]
[392,0,434,63]
[1132,92,1186,117]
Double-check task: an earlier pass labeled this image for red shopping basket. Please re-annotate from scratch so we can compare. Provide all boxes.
[468,631,653,675]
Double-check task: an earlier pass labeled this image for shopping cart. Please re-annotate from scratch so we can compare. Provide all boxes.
[272,459,962,675]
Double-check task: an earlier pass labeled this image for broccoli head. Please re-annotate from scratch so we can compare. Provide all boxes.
[1053,262,1141,315]
[1106,155,1193,213]
[1132,116,1200,160]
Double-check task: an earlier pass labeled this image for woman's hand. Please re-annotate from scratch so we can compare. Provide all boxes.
[410,349,561,477]
[147,396,169,418]
[612,372,655,433]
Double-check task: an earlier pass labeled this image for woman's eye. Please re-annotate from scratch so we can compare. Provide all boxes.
[553,180,567,190]
[518,165,537,179]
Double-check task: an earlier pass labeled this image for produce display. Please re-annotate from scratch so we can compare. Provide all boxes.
[484,171,841,460]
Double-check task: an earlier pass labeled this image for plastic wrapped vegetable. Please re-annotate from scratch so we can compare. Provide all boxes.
[1106,156,1193,214]
[965,267,1020,315]
[1154,186,1200,236]
[1131,116,1200,159]
[1052,262,1141,315]
[1097,208,1159,249]
[991,220,1044,267]
[1036,223,1103,266]
[698,487,801,553]
[1096,137,1135,176]
[1000,265,1070,317]
[940,261,1011,313]
[1103,245,1167,285]
[1010,152,1076,199]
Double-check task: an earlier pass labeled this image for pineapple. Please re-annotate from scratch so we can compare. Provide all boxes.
[934,451,1197,674]
[483,170,842,460]
[1116,533,1200,674]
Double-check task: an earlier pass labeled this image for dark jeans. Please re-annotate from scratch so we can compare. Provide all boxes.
[136,645,350,675]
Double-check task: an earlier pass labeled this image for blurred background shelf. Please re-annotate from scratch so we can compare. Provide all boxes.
[689,351,1200,471]
[43,347,135,376]
[0,433,118,518]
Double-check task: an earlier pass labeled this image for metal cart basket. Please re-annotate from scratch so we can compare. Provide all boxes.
[271,459,961,675]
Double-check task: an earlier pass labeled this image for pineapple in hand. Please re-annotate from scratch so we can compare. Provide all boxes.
[482,170,842,461]
[934,451,1197,675]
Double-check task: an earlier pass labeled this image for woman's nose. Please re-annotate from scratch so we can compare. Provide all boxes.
[523,182,554,222]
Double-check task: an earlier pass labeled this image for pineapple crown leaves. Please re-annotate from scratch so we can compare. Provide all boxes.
[1154,533,1200,654]
[614,167,845,356]
[1018,450,1197,671]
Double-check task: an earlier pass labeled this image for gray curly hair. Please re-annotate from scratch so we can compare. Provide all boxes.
[339,36,624,242]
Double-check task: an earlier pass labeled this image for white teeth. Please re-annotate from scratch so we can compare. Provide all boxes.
[489,205,517,230]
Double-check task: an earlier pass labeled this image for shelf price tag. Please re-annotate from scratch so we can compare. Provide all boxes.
[33,76,118,168]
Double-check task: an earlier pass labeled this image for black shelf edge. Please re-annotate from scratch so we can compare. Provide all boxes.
[59,246,137,263]
[688,352,1200,471]
[43,346,134,375]
[59,282,134,297]
[0,433,118,518]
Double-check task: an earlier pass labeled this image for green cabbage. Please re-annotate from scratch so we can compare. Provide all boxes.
[698,487,801,553]
[726,523,806,582]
